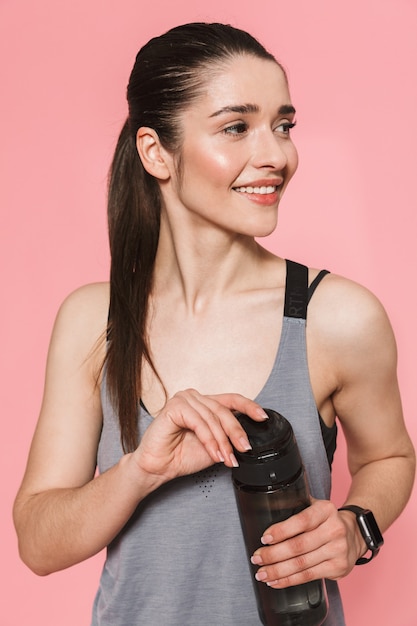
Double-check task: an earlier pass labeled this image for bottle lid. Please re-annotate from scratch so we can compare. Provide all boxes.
[232,409,303,486]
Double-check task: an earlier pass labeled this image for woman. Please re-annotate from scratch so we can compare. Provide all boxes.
[13,23,415,625]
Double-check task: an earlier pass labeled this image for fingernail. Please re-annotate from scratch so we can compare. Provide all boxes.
[255,571,268,581]
[217,450,225,463]
[257,409,269,419]
[230,453,239,468]
[239,437,252,451]
[261,534,273,545]
[251,555,263,565]
[267,580,279,587]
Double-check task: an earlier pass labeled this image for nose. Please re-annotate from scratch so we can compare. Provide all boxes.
[251,128,295,172]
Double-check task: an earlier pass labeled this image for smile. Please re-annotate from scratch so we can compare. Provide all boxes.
[234,186,277,195]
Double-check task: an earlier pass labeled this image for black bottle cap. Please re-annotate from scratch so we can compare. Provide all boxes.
[232,409,303,487]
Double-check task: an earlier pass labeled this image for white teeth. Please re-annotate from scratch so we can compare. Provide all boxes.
[234,185,277,194]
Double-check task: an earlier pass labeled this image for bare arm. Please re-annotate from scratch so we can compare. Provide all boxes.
[251,276,415,587]
[13,284,266,575]
[334,296,414,531]
[13,284,148,574]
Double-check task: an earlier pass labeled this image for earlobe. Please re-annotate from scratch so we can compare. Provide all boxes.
[136,127,171,180]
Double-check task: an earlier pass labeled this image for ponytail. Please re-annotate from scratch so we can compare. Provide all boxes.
[106,119,161,452]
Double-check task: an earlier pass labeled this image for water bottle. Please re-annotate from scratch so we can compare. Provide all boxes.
[232,409,329,626]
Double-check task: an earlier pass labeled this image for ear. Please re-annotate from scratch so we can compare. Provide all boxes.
[136,127,171,180]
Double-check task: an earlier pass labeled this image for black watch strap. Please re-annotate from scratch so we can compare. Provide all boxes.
[338,505,384,565]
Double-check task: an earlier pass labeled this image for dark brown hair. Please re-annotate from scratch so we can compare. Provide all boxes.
[106,22,281,452]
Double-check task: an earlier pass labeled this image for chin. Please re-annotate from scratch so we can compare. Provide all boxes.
[253,229,277,239]
[248,218,278,238]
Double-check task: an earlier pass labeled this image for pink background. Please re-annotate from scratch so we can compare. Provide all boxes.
[1,0,416,624]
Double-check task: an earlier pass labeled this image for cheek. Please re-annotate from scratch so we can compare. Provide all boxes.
[182,137,243,187]
[281,143,298,188]
[207,154,238,185]
[188,152,238,188]
[288,143,299,174]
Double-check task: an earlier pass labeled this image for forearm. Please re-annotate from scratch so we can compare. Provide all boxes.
[341,452,415,533]
[14,453,162,575]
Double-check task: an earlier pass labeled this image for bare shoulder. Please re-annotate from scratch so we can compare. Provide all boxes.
[308,270,394,345]
[49,282,110,377]
[308,269,399,392]
[55,282,109,329]
[58,281,109,314]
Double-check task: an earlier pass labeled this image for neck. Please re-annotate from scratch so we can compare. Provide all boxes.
[153,213,269,314]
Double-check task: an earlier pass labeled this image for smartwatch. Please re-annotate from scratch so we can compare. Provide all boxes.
[338,505,384,565]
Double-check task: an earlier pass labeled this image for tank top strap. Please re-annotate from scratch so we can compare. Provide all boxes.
[284,260,330,318]
[284,260,308,319]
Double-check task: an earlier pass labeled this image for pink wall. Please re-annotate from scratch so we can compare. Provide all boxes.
[2,1,416,624]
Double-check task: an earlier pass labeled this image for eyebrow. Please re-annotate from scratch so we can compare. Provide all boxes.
[209,103,296,118]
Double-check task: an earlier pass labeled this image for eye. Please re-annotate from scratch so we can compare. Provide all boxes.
[222,122,248,136]
[275,121,296,135]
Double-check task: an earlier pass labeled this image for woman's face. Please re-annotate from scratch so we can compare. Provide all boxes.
[163,55,299,238]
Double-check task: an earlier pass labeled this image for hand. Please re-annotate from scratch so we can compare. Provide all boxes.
[250,499,363,588]
[132,389,268,483]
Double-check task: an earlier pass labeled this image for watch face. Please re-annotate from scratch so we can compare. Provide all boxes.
[358,511,384,549]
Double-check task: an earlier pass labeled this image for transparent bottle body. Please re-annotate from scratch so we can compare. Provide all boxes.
[234,472,329,626]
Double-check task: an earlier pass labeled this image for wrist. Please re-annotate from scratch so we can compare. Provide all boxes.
[121,452,165,497]
[338,508,367,562]
[338,505,384,565]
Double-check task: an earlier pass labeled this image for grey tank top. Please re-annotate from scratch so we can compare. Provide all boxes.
[92,260,345,625]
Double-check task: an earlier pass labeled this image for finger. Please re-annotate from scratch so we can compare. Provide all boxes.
[161,389,269,468]
[145,404,218,469]
[203,394,270,455]
[210,393,269,422]
[253,524,351,585]
[163,403,226,466]
[256,551,348,588]
[252,513,350,585]
[252,525,330,567]
[253,502,343,569]
[187,393,268,458]
[258,559,330,589]
[165,391,243,467]
[259,500,333,546]
[174,392,251,466]
[254,544,325,584]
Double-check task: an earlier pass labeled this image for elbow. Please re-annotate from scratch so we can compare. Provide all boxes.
[16,534,56,577]
[13,500,56,576]
[25,561,53,577]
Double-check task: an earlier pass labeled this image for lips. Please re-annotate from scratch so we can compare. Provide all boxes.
[232,182,281,207]
[232,177,284,195]
[234,185,277,195]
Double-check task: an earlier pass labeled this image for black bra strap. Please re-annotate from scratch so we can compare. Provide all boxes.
[308,269,330,304]
[284,260,308,320]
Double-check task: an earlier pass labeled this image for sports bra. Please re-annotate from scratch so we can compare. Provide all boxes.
[302,264,337,467]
